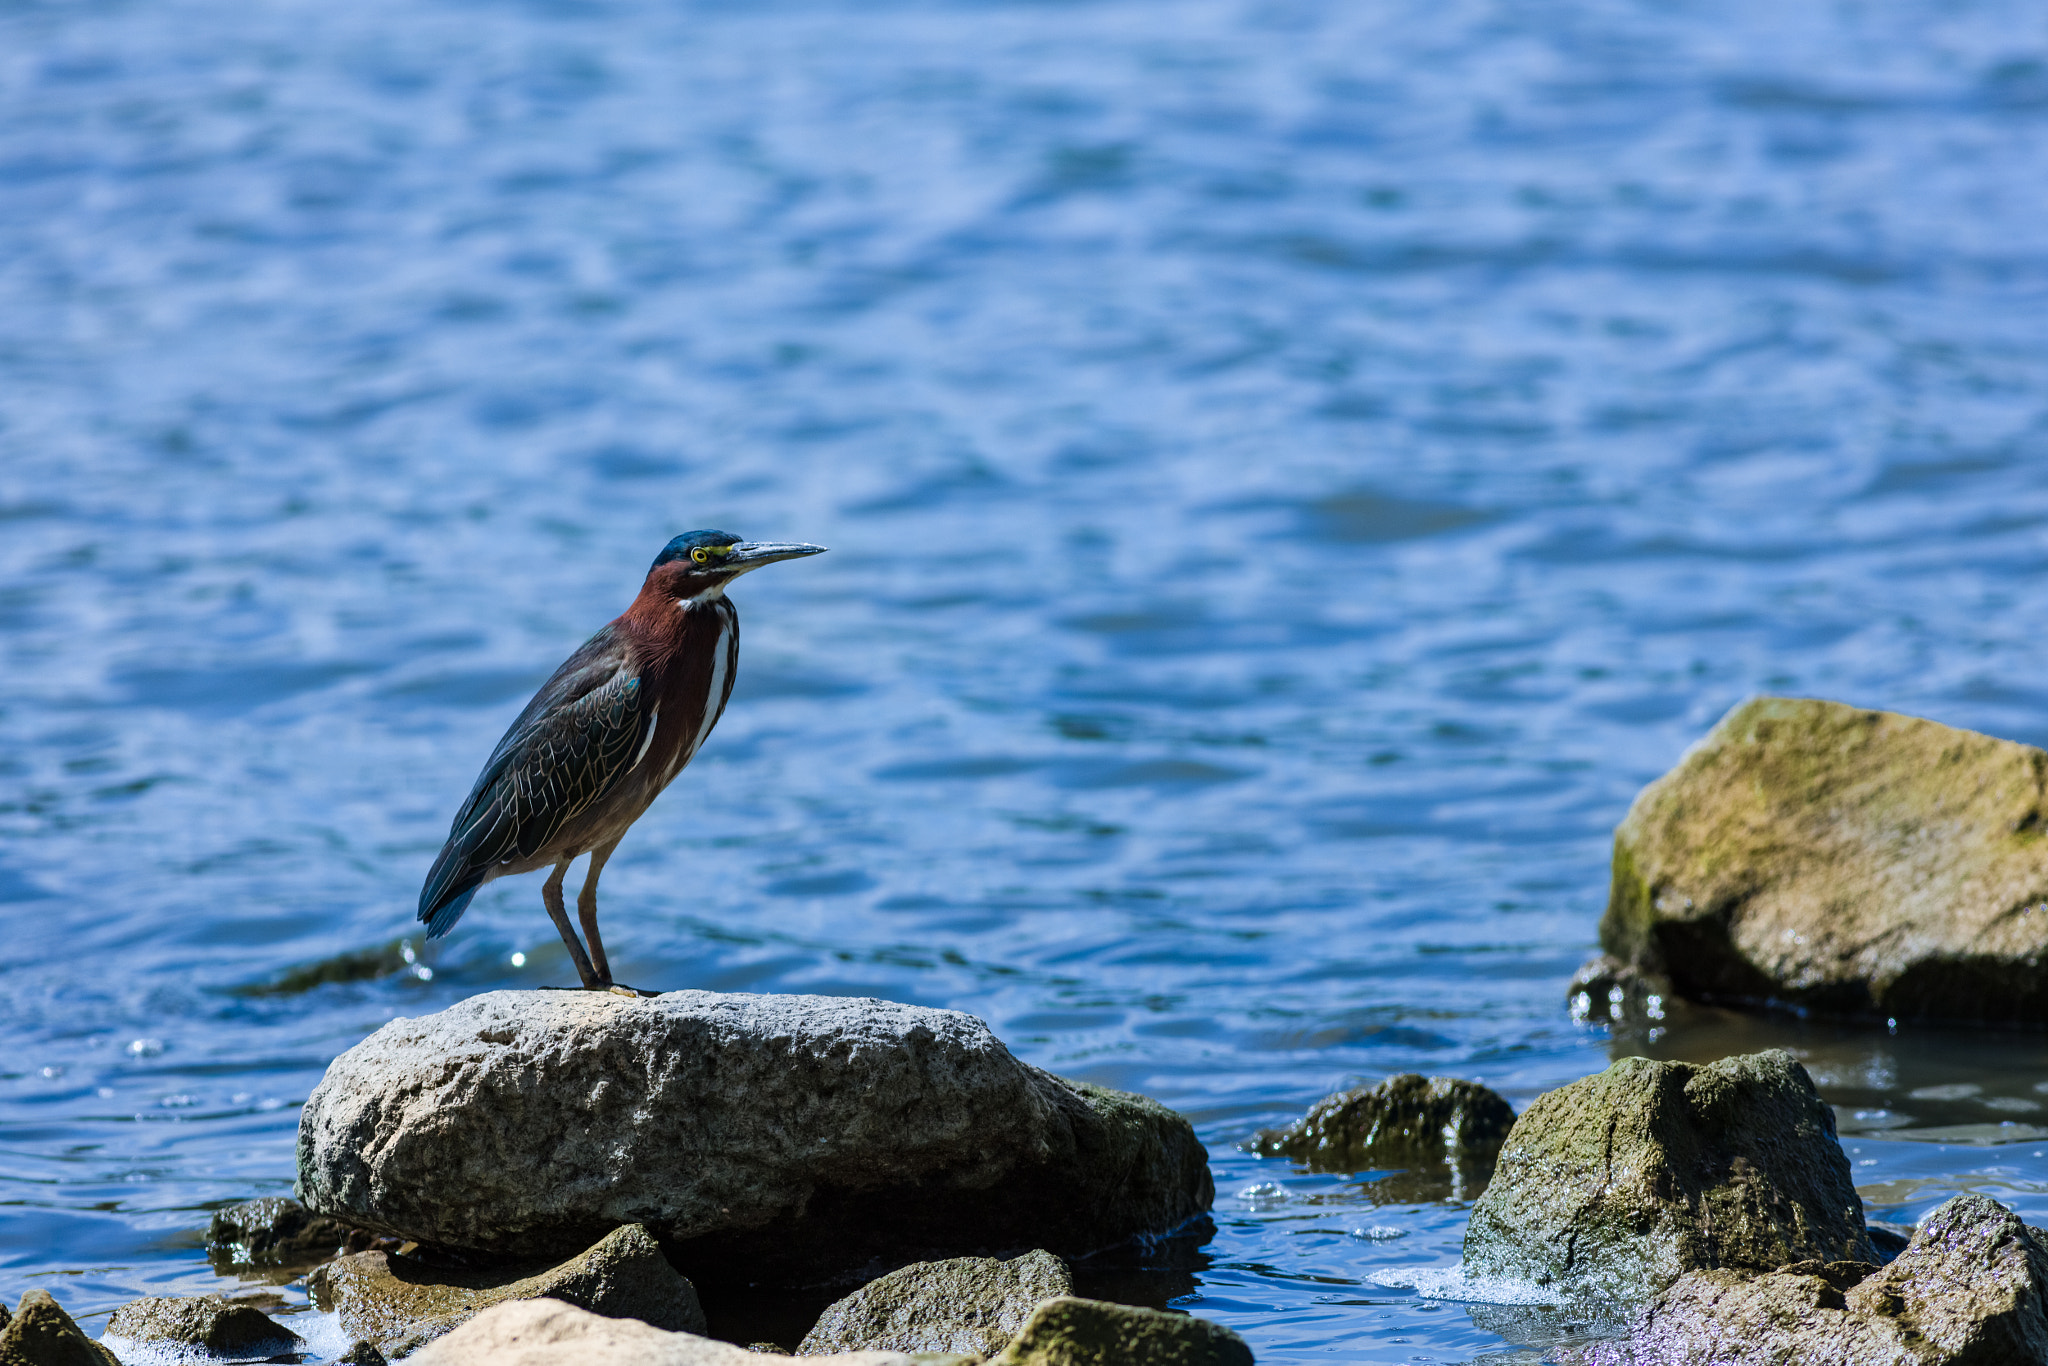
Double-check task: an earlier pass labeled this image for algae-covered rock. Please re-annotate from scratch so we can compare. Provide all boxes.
[1603,696,2048,1025]
[105,1294,302,1357]
[208,1194,388,1272]
[405,1297,922,1366]
[0,1290,120,1366]
[1251,1074,1515,1177]
[799,1249,1071,1356]
[1464,1050,1871,1300]
[297,991,1212,1279]
[985,1297,1252,1366]
[309,1222,704,1358]
[1566,1194,2048,1365]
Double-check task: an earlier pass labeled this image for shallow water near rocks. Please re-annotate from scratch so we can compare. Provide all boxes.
[4,0,2048,1361]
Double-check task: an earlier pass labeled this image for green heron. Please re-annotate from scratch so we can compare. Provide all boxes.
[417,531,826,991]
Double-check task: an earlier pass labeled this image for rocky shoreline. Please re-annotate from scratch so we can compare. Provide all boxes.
[17,696,2048,1364]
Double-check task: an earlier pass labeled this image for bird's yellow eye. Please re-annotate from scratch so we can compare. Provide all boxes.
[691,548,709,564]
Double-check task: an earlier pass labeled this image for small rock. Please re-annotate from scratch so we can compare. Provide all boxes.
[1251,1074,1516,1177]
[1463,1050,1872,1299]
[1602,696,2048,1025]
[208,1194,388,1271]
[309,1222,704,1358]
[338,1343,391,1366]
[0,1289,120,1366]
[985,1297,1252,1366]
[1566,956,1679,1029]
[1566,1194,2048,1365]
[297,991,1212,1279]
[404,1297,923,1365]
[105,1294,302,1357]
[799,1250,1072,1356]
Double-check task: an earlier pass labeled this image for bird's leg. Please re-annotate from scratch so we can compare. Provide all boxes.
[543,859,604,989]
[578,839,623,992]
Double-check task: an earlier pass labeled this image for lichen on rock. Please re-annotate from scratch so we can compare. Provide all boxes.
[799,1249,1072,1356]
[1463,1049,1872,1300]
[0,1289,120,1366]
[1599,695,2048,1025]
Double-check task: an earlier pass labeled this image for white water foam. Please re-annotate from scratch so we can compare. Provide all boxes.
[1371,1261,1567,1307]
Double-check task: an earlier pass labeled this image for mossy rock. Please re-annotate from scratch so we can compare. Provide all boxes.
[799,1250,1072,1356]
[1251,1074,1515,1177]
[1464,1050,1872,1301]
[1602,696,2048,1024]
[0,1290,120,1366]
[985,1297,1252,1366]
[105,1294,302,1356]
[309,1222,704,1357]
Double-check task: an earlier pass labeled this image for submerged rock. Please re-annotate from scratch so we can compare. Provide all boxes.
[1463,1050,1871,1299]
[1602,696,2048,1025]
[1251,1074,1515,1177]
[297,991,1212,1279]
[799,1249,1072,1356]
[1565,956,1680,1030]
[104,1294,302,1357]
[0,1289,120,1366]
[308,1222,704,1358]
[405,1298,925,1365]
[984,1297,1253,1366]
[208,1194,389,1272]
[1567,1194,2048,1365]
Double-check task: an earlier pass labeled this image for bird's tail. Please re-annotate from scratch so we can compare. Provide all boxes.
[420,881,479,940]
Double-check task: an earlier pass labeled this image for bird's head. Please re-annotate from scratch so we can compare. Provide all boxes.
[646,529,826,602]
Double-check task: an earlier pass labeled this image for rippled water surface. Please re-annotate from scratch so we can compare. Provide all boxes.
[6,0,2048,1360]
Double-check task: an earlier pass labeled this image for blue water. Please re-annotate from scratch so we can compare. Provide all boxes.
[6,0,2048,1360]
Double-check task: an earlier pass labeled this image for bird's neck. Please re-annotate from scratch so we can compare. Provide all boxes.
[619,580,730,675]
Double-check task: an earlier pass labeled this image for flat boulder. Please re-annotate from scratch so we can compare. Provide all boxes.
[405,1298,921,1366]
[297,991,1212,1280]
[0,1290,119,1366]
[800,1249,1072,1356]
[1251,1075,1515,1179]
[308,1223,704,1359]
[985,1297,1253,1366]
[104,1294,302,1358]
[1565,1194,2048,1365]
[1600,696,2048,1025]
[1464,1050,1871,1299]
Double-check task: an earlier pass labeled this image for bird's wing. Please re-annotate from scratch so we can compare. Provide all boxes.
[417,625,653,935]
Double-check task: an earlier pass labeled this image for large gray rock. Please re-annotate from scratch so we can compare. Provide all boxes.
[1464,1050,1871,1299]
[308,1223,704,1359]
[0,1290,119,1366]
[799,1249,1072,1356]
[1566,1194,2048,1365]
[984,1297,1253,1366]
[104,1294,302,1357]
[1251,1074,1515,1177]
[297,991,1212,1279]
[1600,696,2048,1025]
[404,1298,920,1366]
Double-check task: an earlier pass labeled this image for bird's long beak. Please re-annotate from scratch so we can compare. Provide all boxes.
[726,541,828,571]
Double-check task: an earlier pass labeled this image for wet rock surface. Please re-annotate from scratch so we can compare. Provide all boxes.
[1464,1049,1871,1299]
[296,991,1212,1278]
[1566,1194,2048,1365]
[208,1194,392,1273]
[1602,696,2048,1025]
[404,1298,927,1366]
[798,1249,1072,1356]
[0,1290,120,1366]
[309,1222,704,1358]
[1250,1074,1515,1177]
[984,1297,1254,1366]
[1565,956,1681,1030]
[104,1293,303,1357]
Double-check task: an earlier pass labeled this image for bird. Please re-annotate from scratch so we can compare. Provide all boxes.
[417,531,826,993]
